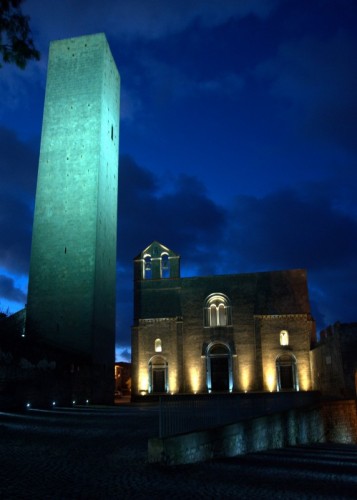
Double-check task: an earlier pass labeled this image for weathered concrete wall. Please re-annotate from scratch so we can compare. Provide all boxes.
[26,34,120,403]
[148,400,357,465]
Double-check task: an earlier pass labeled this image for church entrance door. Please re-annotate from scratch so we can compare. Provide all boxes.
[149,355,168,393]
[210,356,229,391]
[279,365,294,389]
[276,354,297,391]
[208,343,231,392]
[152,368,166,393]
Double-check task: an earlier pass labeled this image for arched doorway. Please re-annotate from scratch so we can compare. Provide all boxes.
[149,356,168,393]
[207,343,232,392]
[276,354,298,391]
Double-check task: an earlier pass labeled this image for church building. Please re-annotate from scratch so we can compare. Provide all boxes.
[131,241,316,397]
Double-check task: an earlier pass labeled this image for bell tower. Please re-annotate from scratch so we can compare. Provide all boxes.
[133,241,180,282]
[26,34,120,403]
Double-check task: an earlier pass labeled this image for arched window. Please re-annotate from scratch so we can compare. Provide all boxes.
[143,254,152,279]
[161,253,170,278]
[280,330,289,346]
[204,294,231,327]
[154,338,162,352]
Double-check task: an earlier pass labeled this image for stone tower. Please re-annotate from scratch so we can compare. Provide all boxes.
[26,34,120,403]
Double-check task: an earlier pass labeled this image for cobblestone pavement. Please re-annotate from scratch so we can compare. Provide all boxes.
[0,404,356,499]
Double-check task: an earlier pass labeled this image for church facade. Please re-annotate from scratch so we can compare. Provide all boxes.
[131,241,316,397]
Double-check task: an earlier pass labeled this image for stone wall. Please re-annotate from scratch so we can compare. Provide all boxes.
[148,400,357,465]
[310,322,357,398]
[257,314,314,391]
[310,335,345,398]
[133,265,314,397]
[321,400,357,443]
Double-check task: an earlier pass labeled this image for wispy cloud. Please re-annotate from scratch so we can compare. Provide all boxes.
[255,32,357,151]
[27,0,278,45]
[0,275,27,304]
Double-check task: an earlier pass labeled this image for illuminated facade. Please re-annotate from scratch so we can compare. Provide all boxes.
[131,241,316,397]
[26,34,120,403]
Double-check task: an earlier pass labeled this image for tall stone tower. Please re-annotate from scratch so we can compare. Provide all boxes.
[26,34,120,403]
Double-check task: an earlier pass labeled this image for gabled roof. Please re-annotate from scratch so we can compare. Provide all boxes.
[134,241,179,260]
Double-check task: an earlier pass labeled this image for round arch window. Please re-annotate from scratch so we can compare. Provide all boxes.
[204,294,232,327]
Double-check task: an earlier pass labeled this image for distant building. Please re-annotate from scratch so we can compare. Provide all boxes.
[114,362,131,395]
[131,241,316,397]
[310,322,357,399]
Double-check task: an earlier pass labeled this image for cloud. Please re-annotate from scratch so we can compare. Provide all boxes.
[0,128,38,199]
[27,0,278,46]
[18,0,276,123]
[0,128,37,275]
[310,263,357,327]
[221,185,357,331]
[0,51,46,118]
[138,54,245,107]
[120,87,143,122]
[0,194,33,275]
[117,155,226,270]
[11,1,273,130]
[198,74,245,96]
[255,31,357,152]
[0,275,27,304]
[115,346,131,363]
[226,188,357,273]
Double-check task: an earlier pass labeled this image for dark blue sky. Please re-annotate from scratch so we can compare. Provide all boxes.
[1,0,356,361]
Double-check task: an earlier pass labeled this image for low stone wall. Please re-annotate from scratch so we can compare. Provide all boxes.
[148,400,357,465]
[321,400,357,443]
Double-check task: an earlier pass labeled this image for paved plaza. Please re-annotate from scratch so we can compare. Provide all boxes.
[0,403,356,499]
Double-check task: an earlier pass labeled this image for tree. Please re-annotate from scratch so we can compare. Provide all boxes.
[0,0,39,69]
[0,302,9,318]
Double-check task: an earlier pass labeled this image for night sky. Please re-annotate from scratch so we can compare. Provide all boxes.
[1,0,356,361]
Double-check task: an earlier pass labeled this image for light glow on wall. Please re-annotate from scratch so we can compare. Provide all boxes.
[139,367,149,393]
[168,369,178,393]
[190,367,201,393]
[240,367,252,392]
[265,365,276,392]
[298,367,310,391]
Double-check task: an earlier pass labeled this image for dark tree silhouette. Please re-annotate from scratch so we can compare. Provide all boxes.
[0,0,39,69]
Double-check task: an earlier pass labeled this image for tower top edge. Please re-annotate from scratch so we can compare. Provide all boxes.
[50,33,108,48]
[48,33,120,77]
